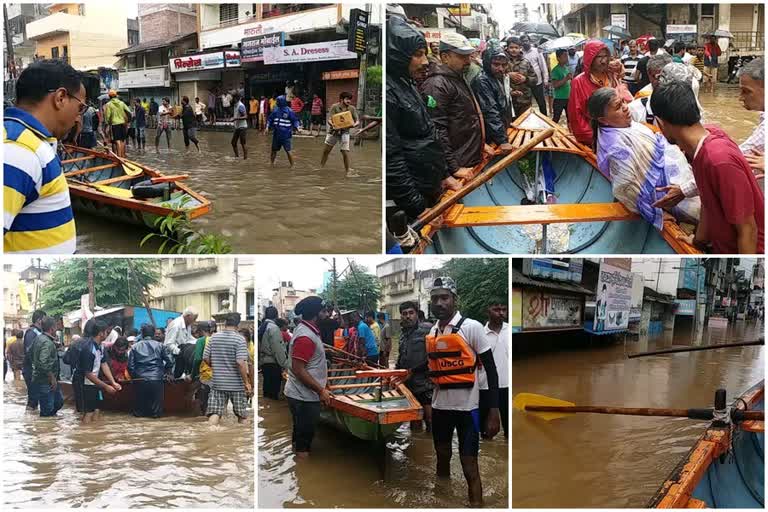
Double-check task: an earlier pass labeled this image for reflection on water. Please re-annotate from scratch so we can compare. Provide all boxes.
[74,131,382,254]
[258,399,509,508]
[512,321,765,508]
[3,376,254,508]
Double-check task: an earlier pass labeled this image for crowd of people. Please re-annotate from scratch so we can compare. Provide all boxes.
[4,306,254,424]
[386,7,765,254]
[257,278,510,507]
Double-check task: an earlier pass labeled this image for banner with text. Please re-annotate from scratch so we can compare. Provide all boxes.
[593,262,633,332]
[263,40,358,65]
[241,32,284,63]
[522,289,583,331]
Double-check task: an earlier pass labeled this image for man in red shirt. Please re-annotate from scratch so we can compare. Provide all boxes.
[651,80,764,253]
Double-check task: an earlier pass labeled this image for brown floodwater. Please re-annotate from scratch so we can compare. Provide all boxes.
[73,130,382,254]
[699,83,760,143]
[2,376,254,508]
[512,320,765,508]
[258,393,509,508]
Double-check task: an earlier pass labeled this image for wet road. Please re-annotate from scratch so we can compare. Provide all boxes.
[258,393,509,508]
[2,376,254,508]
[74,129,382,254]
[511,320,764,508]
[699,83,760,143]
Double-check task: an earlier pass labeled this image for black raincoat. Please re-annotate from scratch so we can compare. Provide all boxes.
[386,15,447,220]
[471,45,513,146]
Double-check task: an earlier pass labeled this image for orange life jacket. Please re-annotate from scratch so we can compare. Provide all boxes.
[426,317,476,389]
[333,328,345,350]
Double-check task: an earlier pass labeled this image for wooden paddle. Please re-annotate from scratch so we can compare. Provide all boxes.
[325,344,384,368]
[513,393,764,422]
[95,143,145,176]
[409,127,555,232]
[355,369,407,378]
[627,339,764,358]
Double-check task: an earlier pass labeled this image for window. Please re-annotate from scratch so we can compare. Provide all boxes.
[219,3,239,25]
[78,4,85,16]
[3,264,11,272]
[127,55,138,70]
[701,4,715,16]
[62,45,68,56]
[51,46,59,59]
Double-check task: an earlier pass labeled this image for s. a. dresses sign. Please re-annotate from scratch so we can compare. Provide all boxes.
[263,40,358,65]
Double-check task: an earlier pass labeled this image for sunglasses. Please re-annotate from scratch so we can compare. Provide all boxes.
[48,88,88,114]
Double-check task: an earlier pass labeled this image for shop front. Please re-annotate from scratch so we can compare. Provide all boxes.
[169,50,243,106]
[119,67,173,104]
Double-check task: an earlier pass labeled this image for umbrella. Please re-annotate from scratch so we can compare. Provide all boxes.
[540,35,586,52]
[511,22,559,38]
[703,29,733,39]
[566,32,586,39]
[603,25,632,39]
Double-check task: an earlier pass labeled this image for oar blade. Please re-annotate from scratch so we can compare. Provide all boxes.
[513,393,575,421]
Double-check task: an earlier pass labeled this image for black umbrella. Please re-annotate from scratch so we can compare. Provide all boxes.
[602,25,631,39]
[511,22,559,38]
[703,29,733,39]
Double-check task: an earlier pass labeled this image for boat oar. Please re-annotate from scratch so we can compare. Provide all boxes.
[409,127,555,232]
[627,339,764,358]
[325,344,384,368]
[513,393,764,422]
[95,143,145,176]
[355,369,407,379]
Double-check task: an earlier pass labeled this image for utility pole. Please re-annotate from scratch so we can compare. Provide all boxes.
[87,258,95,310]
[332,257,338,306]
[355,4,371,114]
[4,4,17,80]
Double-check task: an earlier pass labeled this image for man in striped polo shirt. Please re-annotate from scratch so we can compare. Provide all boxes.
[4,59,85,253]
[203,312,252,425]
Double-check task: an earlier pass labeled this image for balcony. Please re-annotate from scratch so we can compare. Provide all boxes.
[26,12,79,40]
[385,282,414,296]
[167,258,218,278]
[730,31,764,53]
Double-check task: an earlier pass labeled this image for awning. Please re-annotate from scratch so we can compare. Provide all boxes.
[512,268,593,295]
[115,32,196,56]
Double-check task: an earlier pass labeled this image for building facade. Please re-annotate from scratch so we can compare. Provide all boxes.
[3,3,48,78]
[376,258,440,324]
[270,281,317,318]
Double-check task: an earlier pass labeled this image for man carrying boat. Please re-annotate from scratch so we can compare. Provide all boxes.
[284,296,332,458]
[73,318,122,424]
[128,323,174,418]
[471,42,515,151]
[191,320,215,414]
[394,300,434,432]
[21,310,46,411]
[426,277,501,507]
[4,59,81,254]
[204,313,252,425]
[258,306,289,401]
[355,311,379,366]
[377,312,392,367]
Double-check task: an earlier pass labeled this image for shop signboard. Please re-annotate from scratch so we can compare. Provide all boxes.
[321,69,360,80]
[666,24,698,43]
[593,262,633,332]
[447,4,471,16]
[630,273,644,321]
[224,50,241,68]
[170,52,225,73]
[522,258,583,283]
[347,8,368,54]
[241,32,284,63]
[119,68,167,88]
[421,27,457,44]
[522,289,583,331]
[675,299,696,316]
[610,13,627,30]
[511,288,522,333]
[677,259,705,301]
[263,40,358,65]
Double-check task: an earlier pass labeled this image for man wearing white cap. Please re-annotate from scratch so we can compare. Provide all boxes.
[420,32,487,183]
[425,276,501,507]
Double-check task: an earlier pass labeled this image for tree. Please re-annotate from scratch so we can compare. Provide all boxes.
[40,259,161,318]
[320,261,382,313]
[440,258,509,323]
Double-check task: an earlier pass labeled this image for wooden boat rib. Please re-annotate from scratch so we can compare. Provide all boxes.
[59,378,202,415]
[60,144,211,230]
[649,380,764,508]
[321,352,423,441]
[414,109,699,255]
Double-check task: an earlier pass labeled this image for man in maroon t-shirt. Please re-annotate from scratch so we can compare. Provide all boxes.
[651,80,764,253]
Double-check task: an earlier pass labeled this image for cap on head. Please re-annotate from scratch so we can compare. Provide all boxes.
[430,276,458,296]
[440,32,475,55]
[108,90,117,97]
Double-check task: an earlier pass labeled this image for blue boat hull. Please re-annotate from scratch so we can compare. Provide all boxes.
[426,151,676,254]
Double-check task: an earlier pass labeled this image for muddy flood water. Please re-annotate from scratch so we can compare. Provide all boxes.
[512,320,765,508]
[258,395,509,508]
[74,130,382,254]
[2,376,254,508]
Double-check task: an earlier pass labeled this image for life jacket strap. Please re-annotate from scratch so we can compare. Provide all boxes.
[428,366,475,377]
[427,350,462,359]
[438,382,475,389]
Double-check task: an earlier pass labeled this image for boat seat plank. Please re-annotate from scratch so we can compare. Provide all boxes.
[357,393,375,400]
[61,154,97,164]
[441,203,638,228]
[328,382,381,390]
[64,163,120,177]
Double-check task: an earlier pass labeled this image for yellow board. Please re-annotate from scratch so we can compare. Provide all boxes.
[513,393,575,421]
[121,161,143,176]
[511,287,523,332]
[94,184,134,199]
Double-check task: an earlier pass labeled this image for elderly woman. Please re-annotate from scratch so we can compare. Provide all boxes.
[588,87,700,230]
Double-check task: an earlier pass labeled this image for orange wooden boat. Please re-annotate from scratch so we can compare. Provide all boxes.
[60,145,211,230]
[413,109,698,255]
[322,351,423,441]
[649,380,764,508]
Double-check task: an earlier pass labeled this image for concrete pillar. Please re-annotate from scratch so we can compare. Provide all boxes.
[639,301,652,337]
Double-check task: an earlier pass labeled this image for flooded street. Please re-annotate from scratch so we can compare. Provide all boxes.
[74,130,382,254]
[511,320,764,508]
[699,84,760,143]
[3,377,254,508]
[258,398,509,508]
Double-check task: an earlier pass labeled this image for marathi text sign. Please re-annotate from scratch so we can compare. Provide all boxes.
[594,262,633,332]
[511,288,522,333]
[263,40,358,65]
[241,32,284,63]
[421,27,457,44]
[321,69,359,80]
[170,52,225,73]
[347,8,368,54]
[675,299,696,316]
[522,289,583,331]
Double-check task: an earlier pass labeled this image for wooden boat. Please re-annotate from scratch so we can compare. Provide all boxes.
[649,380,764,508]
[60,145,211,230]
[59,378,202,415]
[322,354,423,441]
[415,109,698,255]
